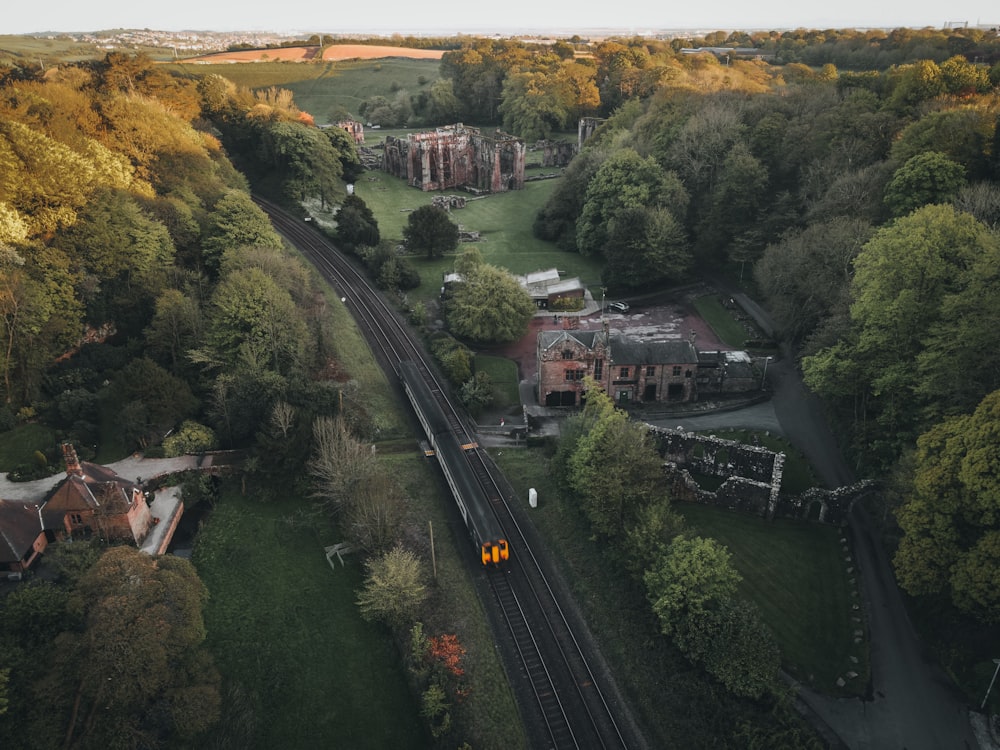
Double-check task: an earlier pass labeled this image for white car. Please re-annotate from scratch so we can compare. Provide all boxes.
[607,301,630,313]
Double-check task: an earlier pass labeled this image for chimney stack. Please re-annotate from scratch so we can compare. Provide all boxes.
[62,442,83,477]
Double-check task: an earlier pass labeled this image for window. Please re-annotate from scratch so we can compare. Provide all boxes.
[672,365,682,376]
[70,513,83,525]
[565,369,585,381]
[594,359,603,379]
[562,349,574,360]
[646,366,656,377]
[619,367,630,378]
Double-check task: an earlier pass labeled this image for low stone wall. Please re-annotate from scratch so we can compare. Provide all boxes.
[653,425,878,526]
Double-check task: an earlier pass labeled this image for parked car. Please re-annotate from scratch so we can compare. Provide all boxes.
[606,301,630,313]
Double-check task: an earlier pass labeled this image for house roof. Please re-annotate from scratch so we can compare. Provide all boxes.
[0,499,43,564]
[41,461,141,527]
[610,335,699,366]
[517,268,585,299]
[538,329,608,351]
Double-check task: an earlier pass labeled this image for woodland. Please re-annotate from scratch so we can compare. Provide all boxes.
[1,24,1000,747]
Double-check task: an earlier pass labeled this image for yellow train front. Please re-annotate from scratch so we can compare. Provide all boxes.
[481,539,510,566]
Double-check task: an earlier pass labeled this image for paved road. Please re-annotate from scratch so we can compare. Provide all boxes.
[650,337,982,748]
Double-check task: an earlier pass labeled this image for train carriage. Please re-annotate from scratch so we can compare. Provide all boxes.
[399,361,509,566]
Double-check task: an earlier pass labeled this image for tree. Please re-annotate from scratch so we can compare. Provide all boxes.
[53,547,220,748]
[883,151,966,217]
[893,390,1000,623]
[685,597,781,698]
[499,70,571,141]
[202,266,309,375]
[144,288,202,374]
[323,124,364,184]
[566,382,664,537]
[308,415,379,512]
[402,204,459,259]
[162,420,217,456]
[356,545,428,630]
[576,149,689,260]
[803,204,1000,467]
[201,189,282,274]
[754,217,873,348]
[112,358,198,448]
[602,205,691,289]
[446,263,535,344]
[334,194,380,252]
[645,535,741,636]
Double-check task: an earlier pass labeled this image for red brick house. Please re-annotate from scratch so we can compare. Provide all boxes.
[0,500,47,574]
[40,444,153,545]
[536,329,702,407]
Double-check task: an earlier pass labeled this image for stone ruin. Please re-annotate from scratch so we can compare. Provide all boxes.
[648,425,881,525]
[336,120,365,144]
[530,139,576,168]
[650,426,784,519]
[382,123,525,194]
[578,116,606,149]
[431,194,467,210]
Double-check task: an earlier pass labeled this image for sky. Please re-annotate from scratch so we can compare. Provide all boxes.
[2,0,998,36]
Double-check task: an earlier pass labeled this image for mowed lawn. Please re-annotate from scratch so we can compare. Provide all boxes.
[678,503,865,693]
[193,489,425,749]
[355,168,605,305]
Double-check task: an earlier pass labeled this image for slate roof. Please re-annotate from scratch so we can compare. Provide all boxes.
[0,499,43,564]
[538,329,608,351]
[609,336,699,365]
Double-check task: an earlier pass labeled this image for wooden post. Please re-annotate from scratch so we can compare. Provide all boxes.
[429,520,437,580]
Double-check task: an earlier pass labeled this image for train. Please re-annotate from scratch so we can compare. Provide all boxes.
[398,360,510,566]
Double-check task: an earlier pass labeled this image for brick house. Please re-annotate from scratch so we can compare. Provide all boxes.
[536,329,704,407]
[40,444,153,545]
[0,500,47,574]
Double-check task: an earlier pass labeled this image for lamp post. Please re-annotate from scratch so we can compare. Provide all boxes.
[760,356,773,390]
[981,658,1000,710]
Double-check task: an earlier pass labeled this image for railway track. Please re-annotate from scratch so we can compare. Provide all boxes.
[255,197,640,749]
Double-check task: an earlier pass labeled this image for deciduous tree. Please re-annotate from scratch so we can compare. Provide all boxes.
[356,545,428,630]
[446,263,535,344]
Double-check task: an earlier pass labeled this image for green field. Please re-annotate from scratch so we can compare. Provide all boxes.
[677,503,865,693]
[192,489,425,749]
[169,59,442,124]
[693,295,749,347]
[474,354,520,409]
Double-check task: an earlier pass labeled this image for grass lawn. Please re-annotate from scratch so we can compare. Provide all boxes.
[694,427,818,495]
[693,295,749,347]
[0,423,57,472]
[474,355,520,408]
[677,503,866,694]
[193,488,425,749]
[354,172,605,306]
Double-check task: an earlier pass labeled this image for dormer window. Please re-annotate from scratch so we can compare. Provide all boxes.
[562,349,574,359]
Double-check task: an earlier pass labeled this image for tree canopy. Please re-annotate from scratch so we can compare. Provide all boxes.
[446,263,535,344]
[403,204,459,259]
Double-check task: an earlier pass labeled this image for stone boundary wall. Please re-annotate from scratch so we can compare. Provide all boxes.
[651,425,879,525]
